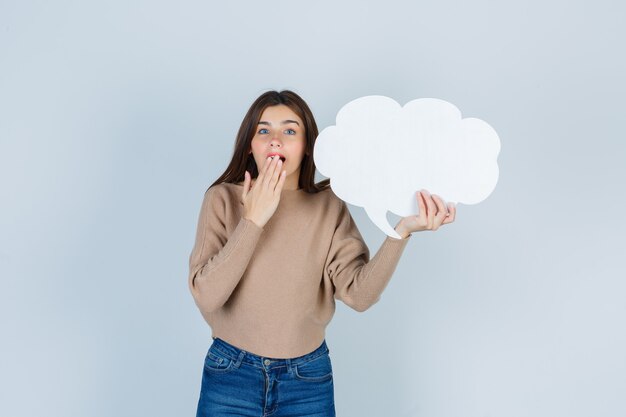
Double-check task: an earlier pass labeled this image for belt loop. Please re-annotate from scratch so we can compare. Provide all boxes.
[234,350,246,369]
[286,358,293,374]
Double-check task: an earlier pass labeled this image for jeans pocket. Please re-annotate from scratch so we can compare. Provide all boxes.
[294,353,333,382]
[204,347,235,373]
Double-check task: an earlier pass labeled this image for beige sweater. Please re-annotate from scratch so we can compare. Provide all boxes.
[188,182,411,358]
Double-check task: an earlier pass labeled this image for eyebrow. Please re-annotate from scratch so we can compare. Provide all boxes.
[258,120,300,126]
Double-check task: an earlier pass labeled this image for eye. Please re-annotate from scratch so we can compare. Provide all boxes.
[285,128,296,135]
[258,128,269,134]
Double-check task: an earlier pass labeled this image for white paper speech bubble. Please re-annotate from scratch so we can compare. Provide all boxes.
[314,96,501,238]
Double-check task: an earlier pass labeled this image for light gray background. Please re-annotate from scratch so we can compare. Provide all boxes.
[1,1,624,416]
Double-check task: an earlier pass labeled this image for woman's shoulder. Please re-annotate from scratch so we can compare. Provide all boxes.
[321,184,344,204]
[206,182,242,201]
[207,182,242,192]
[202,182,239,207]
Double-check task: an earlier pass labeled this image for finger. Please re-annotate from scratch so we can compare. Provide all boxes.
[431,194,449,230]
[417,191,426,219]
[422,190,436,229]
[414,191,426,229]
[258,156,273,185]
[262,156,273,173]
[271,158,283,188]
[274,167,287,192]
[431,194,448,215]
[242,171,250,200]
[442,203,457,224]
[262,156,279,189]
[270,155,282,186]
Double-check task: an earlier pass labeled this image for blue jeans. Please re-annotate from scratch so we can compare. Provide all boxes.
[196,336,336,416]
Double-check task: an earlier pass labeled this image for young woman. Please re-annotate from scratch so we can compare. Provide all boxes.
[188,90,456,417]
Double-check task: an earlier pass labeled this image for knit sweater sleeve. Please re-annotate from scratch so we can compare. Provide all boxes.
[188,186,264,313]
[324,200,411,312]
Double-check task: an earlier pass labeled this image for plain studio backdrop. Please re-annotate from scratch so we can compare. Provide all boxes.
[1,1,624,416]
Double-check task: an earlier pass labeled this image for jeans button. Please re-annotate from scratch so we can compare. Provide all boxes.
[264,359,271,365]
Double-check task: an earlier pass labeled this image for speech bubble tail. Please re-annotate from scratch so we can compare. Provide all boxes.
[364,206,403,239]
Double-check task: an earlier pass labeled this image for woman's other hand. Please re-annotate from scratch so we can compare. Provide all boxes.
[394,190,457,238]
[241,156,287,228]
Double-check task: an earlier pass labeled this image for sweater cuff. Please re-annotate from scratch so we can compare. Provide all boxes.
[387,232,412,242]
[228,217,264,254]
[377,234,411,260]
[241,216,264,233]
[209,216,265,268]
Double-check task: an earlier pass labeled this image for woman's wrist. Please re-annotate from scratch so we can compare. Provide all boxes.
[394,223,411,239]
[244,215,265,229]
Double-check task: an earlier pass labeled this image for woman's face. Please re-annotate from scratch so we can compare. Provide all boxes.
[249,104,307,190]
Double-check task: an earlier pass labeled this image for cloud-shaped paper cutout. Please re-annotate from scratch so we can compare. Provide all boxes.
[314,96,501,238]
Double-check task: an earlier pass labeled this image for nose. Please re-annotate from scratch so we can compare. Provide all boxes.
[270,134,283,147]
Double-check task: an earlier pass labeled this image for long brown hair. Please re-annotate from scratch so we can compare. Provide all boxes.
[208,90,330,193]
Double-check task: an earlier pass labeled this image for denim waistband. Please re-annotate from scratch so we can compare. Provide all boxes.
[210,336,329,370]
